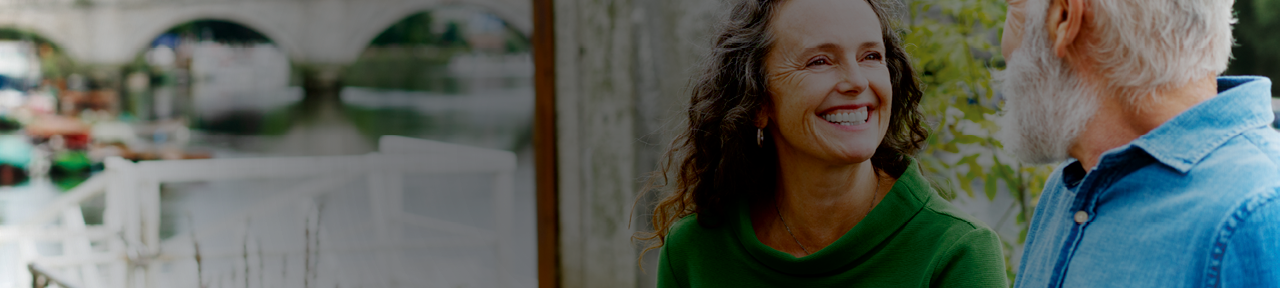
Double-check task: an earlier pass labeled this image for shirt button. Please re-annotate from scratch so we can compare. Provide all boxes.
[1074,210,1089,224]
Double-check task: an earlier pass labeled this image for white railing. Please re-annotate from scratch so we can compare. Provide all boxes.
[0,0,73,8]
[0,135,516,288]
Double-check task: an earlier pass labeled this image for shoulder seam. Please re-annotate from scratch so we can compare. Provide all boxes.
[1240,131,1280,170]
[661,244,688,288]
[928,226,996,283]
[917,181,985,231]
[923,204,982,231]
[1204,187,1280,288]
[665,214,700,241]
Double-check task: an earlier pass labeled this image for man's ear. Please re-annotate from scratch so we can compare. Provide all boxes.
[1048,0,1087,58]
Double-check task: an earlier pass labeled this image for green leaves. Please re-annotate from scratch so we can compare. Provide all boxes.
[983,173,999,201]
[1227,0,1280,96]
[952,134,985,145]
[904,0,1054,283]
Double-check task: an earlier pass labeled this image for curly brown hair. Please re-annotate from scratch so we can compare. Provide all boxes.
[634,0,927,257]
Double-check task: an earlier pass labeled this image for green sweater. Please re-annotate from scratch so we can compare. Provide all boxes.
[657,159,1008,287]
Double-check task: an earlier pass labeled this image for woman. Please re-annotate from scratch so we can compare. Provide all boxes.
[638,0,1008,286]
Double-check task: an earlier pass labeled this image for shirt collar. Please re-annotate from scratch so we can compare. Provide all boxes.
[1128,76,1274,173]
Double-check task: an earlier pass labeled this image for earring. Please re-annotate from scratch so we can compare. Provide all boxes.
[757,128,764,147]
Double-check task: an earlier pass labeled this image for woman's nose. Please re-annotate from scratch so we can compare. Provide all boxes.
[835,64,869,96]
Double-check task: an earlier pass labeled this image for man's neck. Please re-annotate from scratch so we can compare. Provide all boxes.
[1070,76,1219,171]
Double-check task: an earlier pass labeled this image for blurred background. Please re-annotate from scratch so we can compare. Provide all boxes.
[0,0,537,287]
[0,0,1272,287]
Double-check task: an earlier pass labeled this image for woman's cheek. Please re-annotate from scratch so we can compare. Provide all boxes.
[777,77,819,114]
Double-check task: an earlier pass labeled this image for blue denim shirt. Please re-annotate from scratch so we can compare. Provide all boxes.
[1014,76,1280,288]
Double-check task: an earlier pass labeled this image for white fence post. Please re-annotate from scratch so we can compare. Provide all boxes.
[139,177,160,288]
[366,168,396,288]
[61,206,102,288]
[104,157,142,288]
[494,170,515,288]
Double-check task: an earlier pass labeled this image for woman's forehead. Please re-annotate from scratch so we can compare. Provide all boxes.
[770,0,883,52]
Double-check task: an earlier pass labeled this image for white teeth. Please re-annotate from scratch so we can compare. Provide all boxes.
[822,107,869,125]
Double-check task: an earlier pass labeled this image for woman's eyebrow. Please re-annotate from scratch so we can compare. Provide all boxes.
[799,41,883,56]
[798,43,841,56]
[858,41,884,51]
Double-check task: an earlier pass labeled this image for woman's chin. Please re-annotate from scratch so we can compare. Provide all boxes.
[825,147,878,165]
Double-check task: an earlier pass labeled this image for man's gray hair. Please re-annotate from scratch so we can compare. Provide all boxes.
[1079,0,1236,104]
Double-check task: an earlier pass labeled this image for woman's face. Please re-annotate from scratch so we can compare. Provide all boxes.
[763,0,892,166]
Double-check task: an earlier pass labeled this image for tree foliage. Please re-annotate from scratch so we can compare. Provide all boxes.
[166,20,273,44]
[903,0,1055,283]
[369,12,472,49]
[372,12,443,47]
[1226,0,1280,96]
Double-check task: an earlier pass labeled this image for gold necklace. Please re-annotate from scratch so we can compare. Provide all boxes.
[774,172,881,256]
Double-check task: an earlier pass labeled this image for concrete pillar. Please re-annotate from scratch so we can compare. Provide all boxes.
[628,1,723,287]
[85,64,124,91]
[552,0,724,286]
[554,0,638,287]
[298,63,347,103]
[280,62,373,155]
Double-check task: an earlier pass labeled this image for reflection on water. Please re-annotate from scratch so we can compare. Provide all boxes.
[130,54,534,154]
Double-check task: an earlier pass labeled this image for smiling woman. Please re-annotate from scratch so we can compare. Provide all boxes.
[635,0,1009,286]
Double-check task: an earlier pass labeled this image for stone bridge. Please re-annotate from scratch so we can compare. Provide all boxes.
[0,0,532,88]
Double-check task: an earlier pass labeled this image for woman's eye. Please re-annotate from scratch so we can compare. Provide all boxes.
[806,57,831,67]
[863,52,884,61]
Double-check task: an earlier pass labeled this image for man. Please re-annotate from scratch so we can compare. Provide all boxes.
[997,0,1279,287]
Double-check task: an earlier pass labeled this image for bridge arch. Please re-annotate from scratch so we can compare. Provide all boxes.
[347,0,531,59]
[118,11,301,66]
[0,0,532,67]
[0,21,74,57]
[0,27,66,50]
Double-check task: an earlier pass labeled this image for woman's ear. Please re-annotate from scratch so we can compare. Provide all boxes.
[754,105,770,128]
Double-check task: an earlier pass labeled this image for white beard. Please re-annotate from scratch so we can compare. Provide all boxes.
[995,6,1099,164]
